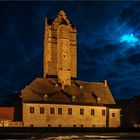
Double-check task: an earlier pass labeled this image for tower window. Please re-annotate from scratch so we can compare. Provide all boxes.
[68,108,72,115]
[30,107,34,113]
[40,107,44,114]
[80,109,84,115]
[58,108,62,114]
[50,107,55,114]
[62,53,66,59]
[102,109,106,116]
[91,109,95,115]
[112,113,115,117]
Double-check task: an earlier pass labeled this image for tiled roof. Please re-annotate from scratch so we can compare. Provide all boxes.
[0,107,14,121]
[21,78,116,105]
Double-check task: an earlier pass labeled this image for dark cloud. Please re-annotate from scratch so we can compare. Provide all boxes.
[127,53,140,65]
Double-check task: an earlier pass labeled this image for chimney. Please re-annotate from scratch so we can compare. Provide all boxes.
[104,80,108,87]
[61,80,65,89]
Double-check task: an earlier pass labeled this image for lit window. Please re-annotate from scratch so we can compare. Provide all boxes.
[112,113,115,117]
[50,107,55,114]
[91,109,95,115]
[102,109,105,116]
[68,108,72,115]
[58,108,62,114]
[80,109,84,115]
[40,107,44,114]
[30,107,34,113]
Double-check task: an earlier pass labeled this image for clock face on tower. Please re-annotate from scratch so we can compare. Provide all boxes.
[62,52,67,60]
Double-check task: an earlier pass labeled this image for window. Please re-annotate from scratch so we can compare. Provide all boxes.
[80,125,83,128]
[68,108,72,115]
[112,113,115,117]
[30,124,34,127]
[44,94,48,101]
[73,124,76,127]
[92,124,96,127]
[30,107,34,113]
[58,108,62,114]
[102,109,106,116]
[50,107,55,114]
[58,124,62,127]
[91,109,95,115]
[80,109,84,115]
[40,107,44,114]
[48,124,51,127]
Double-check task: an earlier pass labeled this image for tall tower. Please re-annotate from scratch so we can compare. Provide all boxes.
[44,10,77,86]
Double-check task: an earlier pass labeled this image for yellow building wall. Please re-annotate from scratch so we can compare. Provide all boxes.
[0,121,23,127]
[109,108,121,128]
[0,121,9,127]
[23,103,107,127]
[8,121,23,127]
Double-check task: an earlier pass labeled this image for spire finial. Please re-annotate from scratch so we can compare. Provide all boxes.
[58,10,66,19]
[104,80,108,87]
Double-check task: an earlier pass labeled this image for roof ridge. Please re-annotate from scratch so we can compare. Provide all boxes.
[75,80,104,85]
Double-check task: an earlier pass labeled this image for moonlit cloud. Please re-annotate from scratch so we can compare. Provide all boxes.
[120,34,138,46]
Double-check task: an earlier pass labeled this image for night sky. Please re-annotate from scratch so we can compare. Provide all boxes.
[0,1,140,102]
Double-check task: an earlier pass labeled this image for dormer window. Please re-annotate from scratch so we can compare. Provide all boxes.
[72,96,76,102]
[72,96,76,99]
[97,97,101,104]
[44,94,48,101]
[55,84,59,87]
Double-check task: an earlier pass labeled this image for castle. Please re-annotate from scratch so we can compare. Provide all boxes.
[0,10,121,127]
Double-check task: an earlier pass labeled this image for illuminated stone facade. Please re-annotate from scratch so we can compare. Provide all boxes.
[108,108,121,127]
[44,10,77,86]
[21,10,121,128]
[23,103,120,127]
[23,104,107,127]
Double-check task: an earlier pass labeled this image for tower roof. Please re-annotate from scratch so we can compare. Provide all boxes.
[46,10,75,29]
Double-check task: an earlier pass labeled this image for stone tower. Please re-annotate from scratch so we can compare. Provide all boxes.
[44,10,77,86]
